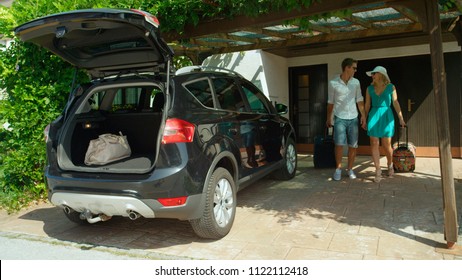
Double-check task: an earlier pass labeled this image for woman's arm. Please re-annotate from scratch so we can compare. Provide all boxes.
[391,85,406,127]
[363,88,370,130]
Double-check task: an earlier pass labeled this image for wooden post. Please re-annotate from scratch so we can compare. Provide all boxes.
[450,16,462,155]
[425,0,459,247]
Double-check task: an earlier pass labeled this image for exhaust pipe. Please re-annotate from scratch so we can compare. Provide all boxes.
[63,205,72,215]
[127,210,141,220]
[79,209,111,223]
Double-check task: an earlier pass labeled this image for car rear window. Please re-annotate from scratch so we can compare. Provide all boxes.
[183,78,214,108]
[84,86,160,113]
[213,78,246,112]
[240,83,269,114]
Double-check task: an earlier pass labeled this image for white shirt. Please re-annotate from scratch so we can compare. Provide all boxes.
[328,75,363,119]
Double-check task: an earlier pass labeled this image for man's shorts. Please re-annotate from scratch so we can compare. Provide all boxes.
[333,116,359,148]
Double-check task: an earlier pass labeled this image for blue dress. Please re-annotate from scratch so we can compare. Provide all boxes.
[367,84,395,138]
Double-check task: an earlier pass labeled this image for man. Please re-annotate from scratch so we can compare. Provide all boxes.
[327,58,366,181]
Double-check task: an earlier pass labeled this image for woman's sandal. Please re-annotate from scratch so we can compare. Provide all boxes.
[387,164,394,177]
[374,169,382,183]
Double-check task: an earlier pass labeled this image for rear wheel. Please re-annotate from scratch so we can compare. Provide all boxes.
[273,137,297,180]
[190,167,236,239]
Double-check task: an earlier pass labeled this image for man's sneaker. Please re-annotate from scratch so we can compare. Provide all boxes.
[333,168,342,181]
[348,169,357,179]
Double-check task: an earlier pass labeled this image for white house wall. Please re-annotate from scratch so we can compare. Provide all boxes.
[260,51,288,106]
[202,50,269,95]
[202,42,460,110]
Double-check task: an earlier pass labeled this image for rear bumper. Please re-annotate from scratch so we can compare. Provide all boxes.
[44,160,207,220]
[50,192,204,220]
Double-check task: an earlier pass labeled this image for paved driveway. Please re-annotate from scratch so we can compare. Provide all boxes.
[1,156,461,260]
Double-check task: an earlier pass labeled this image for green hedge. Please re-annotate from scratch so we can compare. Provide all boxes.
[0,0,191,212]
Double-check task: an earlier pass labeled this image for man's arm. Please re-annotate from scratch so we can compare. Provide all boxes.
[355,82,366,128]
[327,103,334,127]
[327,80,335,127]
[357,101,366,129]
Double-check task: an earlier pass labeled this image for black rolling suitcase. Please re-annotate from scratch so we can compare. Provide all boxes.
[313,127,336,168]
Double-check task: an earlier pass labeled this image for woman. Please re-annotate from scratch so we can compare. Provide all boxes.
[363,66,406,182]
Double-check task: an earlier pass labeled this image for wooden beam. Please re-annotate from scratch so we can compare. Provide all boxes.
[345,15,372,28]
[395,0,428,29]
[191,38,231,48]
[425,0,459,248]
[449,16,461,45]
[257,25,328,39]
[389,3,420,23]
[259,29,295,40]
[265,31,455,57]
[195,33,259,44]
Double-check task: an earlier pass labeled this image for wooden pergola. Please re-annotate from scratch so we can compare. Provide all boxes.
[164,0,460,62]
[164,0,461,249]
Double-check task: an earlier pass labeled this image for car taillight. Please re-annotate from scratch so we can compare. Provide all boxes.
[162,118,195,144]
[44,124,50,142]
[130,9,160,28]
[157,197,187,207]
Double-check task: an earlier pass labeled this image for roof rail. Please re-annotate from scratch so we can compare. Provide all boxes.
[175,65,243,78]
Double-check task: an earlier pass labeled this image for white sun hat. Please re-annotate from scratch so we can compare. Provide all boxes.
[366,66,391,82]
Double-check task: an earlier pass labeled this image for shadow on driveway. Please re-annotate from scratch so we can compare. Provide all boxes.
[13,155,462,259]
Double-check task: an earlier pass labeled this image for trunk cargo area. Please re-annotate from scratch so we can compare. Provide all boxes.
[56,83,165,174]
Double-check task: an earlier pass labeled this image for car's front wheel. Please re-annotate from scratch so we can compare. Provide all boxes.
[190,167,236,239]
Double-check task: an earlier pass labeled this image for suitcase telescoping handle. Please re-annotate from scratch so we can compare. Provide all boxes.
[326,126,333,137]
[397,125,409,147]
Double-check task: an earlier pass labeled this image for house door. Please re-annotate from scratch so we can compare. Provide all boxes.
[288,64,328,145]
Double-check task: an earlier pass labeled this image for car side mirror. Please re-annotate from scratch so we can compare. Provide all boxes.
[275,103,288,115]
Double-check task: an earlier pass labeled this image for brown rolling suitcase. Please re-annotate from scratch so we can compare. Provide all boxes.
[392,126,416,172]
